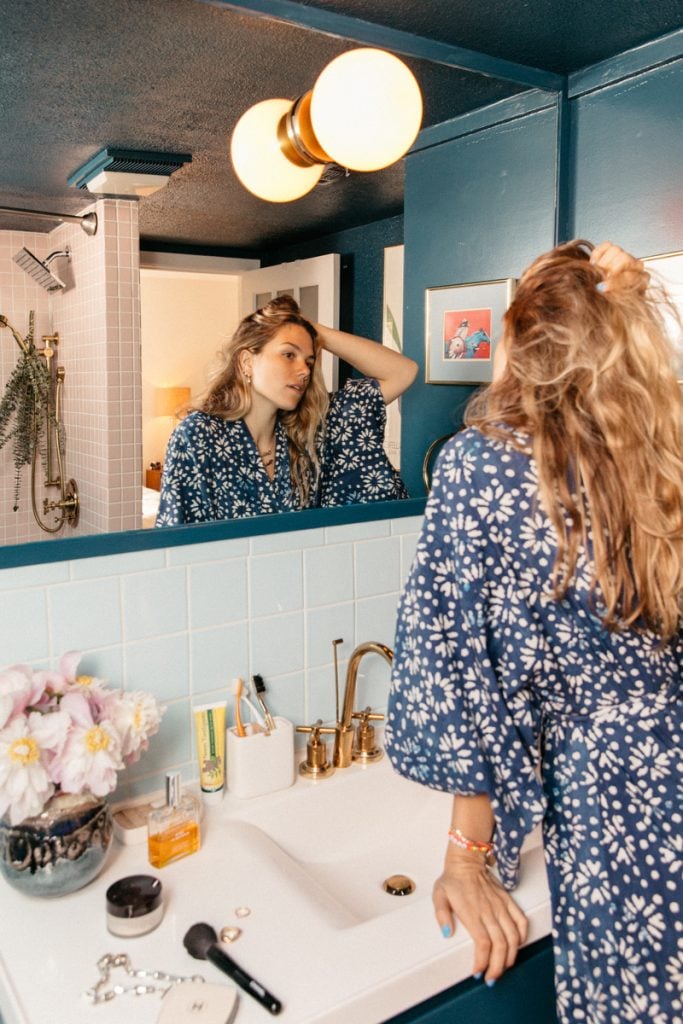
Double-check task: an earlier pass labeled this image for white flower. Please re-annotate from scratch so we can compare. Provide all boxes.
[105,690,164,763]
[0,710,70,824]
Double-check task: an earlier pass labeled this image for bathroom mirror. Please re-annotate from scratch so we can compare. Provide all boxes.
[0,0,569,565]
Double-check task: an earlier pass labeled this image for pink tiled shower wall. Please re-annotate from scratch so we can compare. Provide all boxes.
[0,199,142,545]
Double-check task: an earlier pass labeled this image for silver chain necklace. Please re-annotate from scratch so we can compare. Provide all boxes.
[85,953,205,1004]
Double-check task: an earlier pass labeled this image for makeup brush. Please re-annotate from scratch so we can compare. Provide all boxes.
[183,922,282,1015]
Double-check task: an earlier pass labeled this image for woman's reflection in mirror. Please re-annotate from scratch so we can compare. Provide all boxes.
[155,296,417,525]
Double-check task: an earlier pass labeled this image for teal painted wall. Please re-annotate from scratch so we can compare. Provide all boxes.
[401,101,558,496]
[570,61,683,255]
[400,52,682,497]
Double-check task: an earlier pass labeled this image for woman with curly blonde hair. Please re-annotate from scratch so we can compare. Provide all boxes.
[156,294,416,523]
[386,241,683,1023]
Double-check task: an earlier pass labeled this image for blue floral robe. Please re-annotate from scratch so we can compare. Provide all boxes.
[320,378,408,507]
[155,378,408,525]
[156,415,300,524]
[385,427,682,1024]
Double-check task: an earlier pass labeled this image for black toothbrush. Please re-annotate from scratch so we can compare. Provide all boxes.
[184,922,282,1015]
[252,674,276,731]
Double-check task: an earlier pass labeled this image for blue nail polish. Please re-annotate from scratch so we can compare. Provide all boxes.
[596,281,607,292]
[441,924,451,938]
[486,978,496,988]
[473,971,483,980]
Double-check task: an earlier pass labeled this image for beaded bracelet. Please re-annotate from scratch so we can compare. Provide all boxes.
[447,827,494,857]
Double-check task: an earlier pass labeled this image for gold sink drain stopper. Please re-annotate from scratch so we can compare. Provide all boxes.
[382,874,416,896]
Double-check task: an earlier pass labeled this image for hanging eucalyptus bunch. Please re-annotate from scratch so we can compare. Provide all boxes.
[0,311,51,511]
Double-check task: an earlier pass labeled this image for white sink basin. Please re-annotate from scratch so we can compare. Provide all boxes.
[0,739,550,1024]
[232,755,451,926]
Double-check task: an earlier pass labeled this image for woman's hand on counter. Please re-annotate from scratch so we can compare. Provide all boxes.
[432,848,529,985]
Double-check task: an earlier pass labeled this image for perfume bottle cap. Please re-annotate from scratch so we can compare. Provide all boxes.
[166,770,181,807]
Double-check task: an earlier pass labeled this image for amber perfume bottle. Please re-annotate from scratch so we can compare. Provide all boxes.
[147,771,201,868]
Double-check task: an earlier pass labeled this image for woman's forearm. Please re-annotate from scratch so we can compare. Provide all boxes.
[449,794,495,845]
[313,322,417,404]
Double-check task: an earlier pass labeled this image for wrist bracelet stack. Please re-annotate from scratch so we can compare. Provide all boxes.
[447,827,494,862]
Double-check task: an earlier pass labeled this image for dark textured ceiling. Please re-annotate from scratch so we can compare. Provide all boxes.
[0,0,680,254]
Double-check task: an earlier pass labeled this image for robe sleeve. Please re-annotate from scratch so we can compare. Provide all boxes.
[385,431,546,889]
[155,418,212,526]
[320,377,408,506]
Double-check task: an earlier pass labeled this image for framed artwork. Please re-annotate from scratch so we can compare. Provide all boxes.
[425,277,515,384]
[643,250,683,381]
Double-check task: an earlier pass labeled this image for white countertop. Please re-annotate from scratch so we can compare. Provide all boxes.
[0,758,551,1024]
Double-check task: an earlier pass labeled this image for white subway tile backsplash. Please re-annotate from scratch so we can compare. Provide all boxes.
[250,550,302,617]
[0,588,49,664]
[0,513,416,799]
[354,536,401,598]
[306,602,355,668]
[304,542,354,607]
[49,578,123,653]
[250,610,304,678]
[191,621,249,697]
[122,567,188,640]
[354,593,401,647]
[190,559,248,627]
[126,634,190,701]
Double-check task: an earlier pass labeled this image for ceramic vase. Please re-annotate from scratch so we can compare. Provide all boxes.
[0,791,112,898]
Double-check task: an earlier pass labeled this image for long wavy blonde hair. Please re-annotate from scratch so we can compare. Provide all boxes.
[467,239,683,637]
[195,295,329,507]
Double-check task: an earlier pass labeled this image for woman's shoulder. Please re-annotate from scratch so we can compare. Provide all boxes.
[176,410,244,437]
[438,425,532,481]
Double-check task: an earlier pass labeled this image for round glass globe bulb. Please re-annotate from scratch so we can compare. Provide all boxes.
[310,48,422,172]
[231,98,323,202]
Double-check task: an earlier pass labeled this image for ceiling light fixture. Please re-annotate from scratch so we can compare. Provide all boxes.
[68,148,192,198]
[231,48,423,203]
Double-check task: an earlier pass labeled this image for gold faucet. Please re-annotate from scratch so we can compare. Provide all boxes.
[333,641,393,768]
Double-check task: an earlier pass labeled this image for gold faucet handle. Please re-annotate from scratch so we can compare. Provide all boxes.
[351,707,384,723]
[296,720,337,736]
[350,708,384,764]
[296,720,336,779]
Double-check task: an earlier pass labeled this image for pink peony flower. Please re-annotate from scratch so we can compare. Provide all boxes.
[0,652,162,821]
[0,710,71,824]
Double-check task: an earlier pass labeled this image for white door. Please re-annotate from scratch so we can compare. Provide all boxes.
[239,253,340,391]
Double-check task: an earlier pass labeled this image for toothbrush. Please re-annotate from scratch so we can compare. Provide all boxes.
[231,676,268,733]
[240,684,266,733]
[231,677,247,737]
[252,674,276,732]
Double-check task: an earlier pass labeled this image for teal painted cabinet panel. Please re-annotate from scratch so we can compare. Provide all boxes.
[384,936,557,1024]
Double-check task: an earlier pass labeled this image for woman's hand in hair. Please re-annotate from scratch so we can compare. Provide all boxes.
[590,241,649,295]
[312,322,417,404]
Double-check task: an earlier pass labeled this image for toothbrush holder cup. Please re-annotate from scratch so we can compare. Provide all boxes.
[226,718,295,799]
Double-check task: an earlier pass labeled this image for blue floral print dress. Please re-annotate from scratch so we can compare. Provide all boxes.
[320,378,408,506]
[155,414,300,524]
[385,427,683,1024]
[155,379,408,524]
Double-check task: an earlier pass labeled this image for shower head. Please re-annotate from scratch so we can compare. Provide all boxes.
[13,247,70,292]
